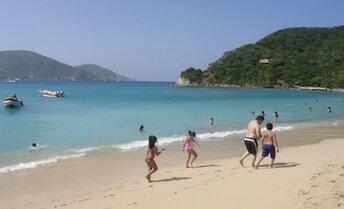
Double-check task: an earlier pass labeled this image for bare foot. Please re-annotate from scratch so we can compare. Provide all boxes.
[255,166,259,170]
[145,175,151,183]
[251,164,255,168]
[186,166,190,168]
[239,160,244,167]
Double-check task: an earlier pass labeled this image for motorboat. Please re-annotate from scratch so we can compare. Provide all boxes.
[3,97,23,108]
[39,89,65,98]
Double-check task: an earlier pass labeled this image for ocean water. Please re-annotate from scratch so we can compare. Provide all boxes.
[0,81,343,173]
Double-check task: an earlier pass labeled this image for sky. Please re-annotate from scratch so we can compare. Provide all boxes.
[0,0,343,81]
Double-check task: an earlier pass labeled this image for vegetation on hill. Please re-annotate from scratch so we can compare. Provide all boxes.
[179,26,344,88]
[0,50,130,81]
[74,64,130,81]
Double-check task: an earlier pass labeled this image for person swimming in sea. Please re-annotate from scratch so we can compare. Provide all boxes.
[29,142,46,153]
[327,106,332,113]
[139,125,144,133]
[272,111,279,119]
[209,117,214,125]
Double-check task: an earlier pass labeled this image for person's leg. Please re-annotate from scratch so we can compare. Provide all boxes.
[146,160,158,182]
[239,151,250,166]
[255,156,265,169]
[269,158,275,168]
[251,155,257,168]
[190,149,198,167]
[186,152,192,168]
[145,160,153,182]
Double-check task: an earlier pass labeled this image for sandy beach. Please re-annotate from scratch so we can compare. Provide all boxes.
[1,124,344,209]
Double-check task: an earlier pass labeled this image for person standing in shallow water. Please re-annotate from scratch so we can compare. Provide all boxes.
[209,117,214,125]
[239,115,264,168]
[139,125,144,133]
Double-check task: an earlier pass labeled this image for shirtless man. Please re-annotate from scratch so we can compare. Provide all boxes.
[239,115,264,167]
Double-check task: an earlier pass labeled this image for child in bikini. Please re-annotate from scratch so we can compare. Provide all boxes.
[145,135,164,182]
[182,131,198,168]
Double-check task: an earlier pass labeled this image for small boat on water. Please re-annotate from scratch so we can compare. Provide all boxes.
[3,97,23,108]
[39,89,65,98]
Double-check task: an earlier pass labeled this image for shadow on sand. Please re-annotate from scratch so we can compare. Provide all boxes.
[152,177,191,183]
[260,162,300,169]
[193,164,220,168]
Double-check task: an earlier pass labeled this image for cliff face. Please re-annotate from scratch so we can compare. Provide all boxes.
[178,26,344,88]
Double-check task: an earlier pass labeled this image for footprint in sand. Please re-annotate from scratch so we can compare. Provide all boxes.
[299,189,309,195]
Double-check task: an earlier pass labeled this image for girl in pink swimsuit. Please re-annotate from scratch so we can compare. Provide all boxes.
[145,135,164,182]
[182,131,198,168]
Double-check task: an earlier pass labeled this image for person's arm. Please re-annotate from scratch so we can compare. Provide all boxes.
[155,146,164,156]
[192,138,199,146]
[261,133,266,146]
[182,137,189,151]
[256,125,262,140]
[273,133,279,152]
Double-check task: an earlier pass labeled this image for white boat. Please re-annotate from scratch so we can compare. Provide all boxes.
[3,97,23,108]
[39,89,65,98]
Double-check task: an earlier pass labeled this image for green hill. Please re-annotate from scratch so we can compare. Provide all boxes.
[74,64,130,81]
[0,50,131,81]
[178,26,344,88]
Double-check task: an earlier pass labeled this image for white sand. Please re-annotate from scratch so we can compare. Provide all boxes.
[1,137,343,209]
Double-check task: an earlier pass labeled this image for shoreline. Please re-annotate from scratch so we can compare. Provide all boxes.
[1,122,344,208]
[0,119,342,175]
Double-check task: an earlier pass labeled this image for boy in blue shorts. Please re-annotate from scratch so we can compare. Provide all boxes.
[255,123,279,169]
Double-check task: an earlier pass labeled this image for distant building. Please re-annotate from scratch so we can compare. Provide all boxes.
[259,59,269,64]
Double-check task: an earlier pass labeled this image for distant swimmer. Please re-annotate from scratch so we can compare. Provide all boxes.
[209,117,214,125]
[248,110,256,115]
[272,111,279,119]
[308,106,312,112]
[139,125,144,133]
[327,106,332,113]
[314,99,318,103]
[29,142,45,153]
[260,111,265,117]
[304,102,307,106]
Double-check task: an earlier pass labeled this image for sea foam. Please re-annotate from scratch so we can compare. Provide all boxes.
[113,125,294,151]
[0,153,85,174]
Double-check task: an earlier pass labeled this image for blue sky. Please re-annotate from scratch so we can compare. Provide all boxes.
[0,0,343,81]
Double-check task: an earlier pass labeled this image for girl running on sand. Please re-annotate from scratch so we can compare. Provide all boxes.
[182,131,198,168]
[145,135,164,182]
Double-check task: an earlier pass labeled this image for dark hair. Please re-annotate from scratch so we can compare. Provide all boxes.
[266,123,273,130]
[188,130,192,135]
[139,125,144,130]
[148,135,157,149]
[191,131,196,137]
[256,115,265,121]
[32,143,37,147]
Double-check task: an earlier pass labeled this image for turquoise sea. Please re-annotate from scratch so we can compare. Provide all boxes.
[0,81,343,173]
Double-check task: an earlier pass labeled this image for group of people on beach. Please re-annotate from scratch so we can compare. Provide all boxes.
[145,130,199,182]
[239,115,279,169]
[144,115,279,182]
